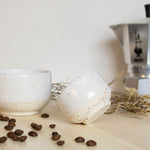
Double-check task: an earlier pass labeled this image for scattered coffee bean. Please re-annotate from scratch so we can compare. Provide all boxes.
[28,131,38,137]
[12,135,19,141]
[9,118,16,123]
[0,115,3,120]
[57,140,65,146]
[31,123,42,131]
[41,113,49,118]
[31,123,37,128]
[36,125,42,131]
[8,122,16,127]
[4,125,14,130]
[86,140,97,146]
[0,136,7,143]
[52,134,61,141]
[52,132,59,136]
[75,136,85,143]
[15,129,24,136]
[7,132,15,138]
[1,116,9,121]
[19,136,27,142]
[49,124,56,129]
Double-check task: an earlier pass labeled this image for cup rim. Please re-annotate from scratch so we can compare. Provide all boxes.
[0,69,51,74]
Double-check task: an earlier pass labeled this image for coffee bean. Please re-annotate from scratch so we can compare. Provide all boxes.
[86,140,97,146]
[9,118,16,123]
[52,132,59,136]
[75,136,85,143]
[8,122,16,127]
[12,135,19,141]
[31,123,42,131]
[49,124,56,129]
[41,113,49,118]
[51,134,61,141]
[31,123,37,128]
[0,136,7,143]
[0,115,3,120]
[1,116,9,121]
[28,131,38,137]
[15,129,24,136]
[19,136,27,142]
[36,125,42,131]
[4,125,14,130]
[7,132,15,138]
[57,140,65,146]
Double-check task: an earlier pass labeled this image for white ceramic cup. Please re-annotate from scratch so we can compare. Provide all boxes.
[0,69,51,115]
[56,70,111,124]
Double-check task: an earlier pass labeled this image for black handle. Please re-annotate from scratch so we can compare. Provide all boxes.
[145,4,150,17]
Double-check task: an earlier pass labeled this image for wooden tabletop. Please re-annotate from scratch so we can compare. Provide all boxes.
[0,100,150,150]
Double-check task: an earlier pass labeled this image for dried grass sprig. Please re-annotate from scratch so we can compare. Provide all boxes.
[108,71,124,86]
[105,87,150,115]
[51,82,69,100]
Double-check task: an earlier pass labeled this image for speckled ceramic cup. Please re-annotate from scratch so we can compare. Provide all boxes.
[0,69,51,116]
[57,70,111,124]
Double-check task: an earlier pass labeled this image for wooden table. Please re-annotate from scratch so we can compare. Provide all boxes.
[0,100,150,150]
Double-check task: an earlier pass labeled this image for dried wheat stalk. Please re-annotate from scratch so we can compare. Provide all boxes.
[105,87,150,115]
[106,71,150,115]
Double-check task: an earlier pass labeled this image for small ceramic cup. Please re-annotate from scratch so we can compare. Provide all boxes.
[0,69,51,115]
[56,70,111,124]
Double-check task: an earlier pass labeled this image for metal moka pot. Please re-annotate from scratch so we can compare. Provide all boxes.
[110,4,150,94]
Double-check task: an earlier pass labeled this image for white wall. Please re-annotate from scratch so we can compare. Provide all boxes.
[0,0,149,89]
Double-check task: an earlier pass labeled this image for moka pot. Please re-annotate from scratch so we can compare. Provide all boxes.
[110,4,150,94]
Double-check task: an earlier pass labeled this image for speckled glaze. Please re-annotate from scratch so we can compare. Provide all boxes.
[56,70,111,124]
[0,69,51,115]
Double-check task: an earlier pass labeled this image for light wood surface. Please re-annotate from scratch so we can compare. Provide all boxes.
[0,100,150,150]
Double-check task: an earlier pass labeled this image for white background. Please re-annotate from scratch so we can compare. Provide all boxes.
[0,0,149,90]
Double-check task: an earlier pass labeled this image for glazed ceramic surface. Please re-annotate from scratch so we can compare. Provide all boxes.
[57,70,111,124]
[0,69,51,115]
